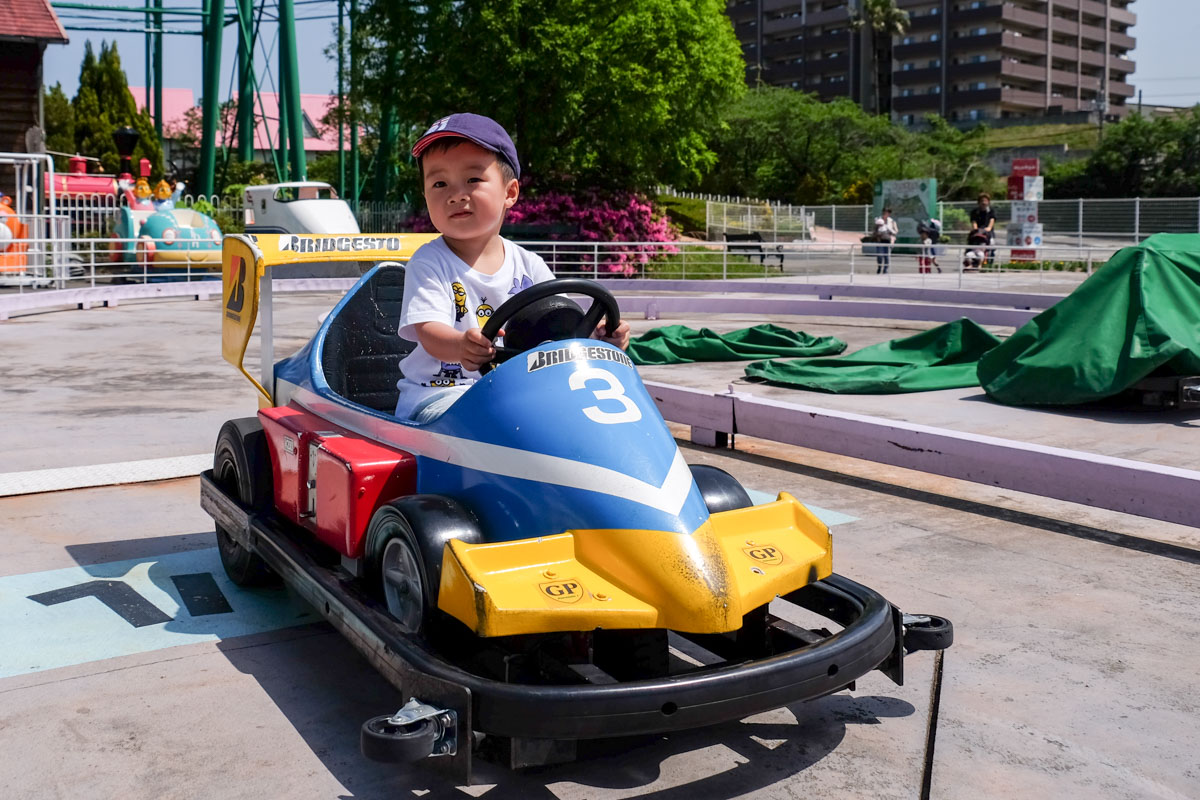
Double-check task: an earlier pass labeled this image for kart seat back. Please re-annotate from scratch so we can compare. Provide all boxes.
[321,265,415,412]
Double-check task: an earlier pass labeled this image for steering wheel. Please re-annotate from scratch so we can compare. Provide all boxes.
[478,278,621,374]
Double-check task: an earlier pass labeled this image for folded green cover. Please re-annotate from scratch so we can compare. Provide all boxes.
[744,318,1002,393]
[978,233,1200,405]
[627,323,846,365]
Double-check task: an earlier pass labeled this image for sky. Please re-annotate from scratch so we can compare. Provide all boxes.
[41,0,1200,109]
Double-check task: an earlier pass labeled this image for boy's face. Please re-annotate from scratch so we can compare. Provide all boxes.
[422,141,519,243]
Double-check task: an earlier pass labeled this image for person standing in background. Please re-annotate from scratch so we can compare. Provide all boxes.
[874,207,898,274]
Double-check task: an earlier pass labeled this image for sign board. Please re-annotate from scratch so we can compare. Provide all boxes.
[1007,223,1043,261]
[1011,158,1040,177]
[1007,175,1045,201]
[1011,201,1039,225]
[873,179,938,242]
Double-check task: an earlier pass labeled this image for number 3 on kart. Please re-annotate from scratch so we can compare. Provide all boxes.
[569,367,642,424]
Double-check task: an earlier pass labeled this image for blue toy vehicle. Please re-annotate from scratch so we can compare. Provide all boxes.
[111,204,223,273]
[201,234,951,780]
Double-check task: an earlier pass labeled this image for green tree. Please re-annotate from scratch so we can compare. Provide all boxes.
[700,89,996,204]
[852,0,910,118]
[70,41,162,176]
[43,83,76,170]
[354,0,744,199]
[1043,110,1200,198]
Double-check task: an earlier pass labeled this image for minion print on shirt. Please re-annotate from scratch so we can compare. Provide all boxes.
[427,362,463,388]
[452,281,468,322]
[476,296,494,327]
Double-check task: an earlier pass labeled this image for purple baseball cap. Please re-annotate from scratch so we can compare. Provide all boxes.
[411,113,521,179]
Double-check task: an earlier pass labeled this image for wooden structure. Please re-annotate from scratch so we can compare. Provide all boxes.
[0,0,68,191]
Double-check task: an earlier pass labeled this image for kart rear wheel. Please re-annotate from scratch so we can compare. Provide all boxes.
[690,464,752,514]
[360,716,437,763]
[213,418,276,587]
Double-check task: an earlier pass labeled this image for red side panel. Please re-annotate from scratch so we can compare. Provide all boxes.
[258,404,417,557]
[259,405,324,528]
[314,437,417,557]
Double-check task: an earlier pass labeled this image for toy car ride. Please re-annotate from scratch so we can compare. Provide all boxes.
[200,233,952,782]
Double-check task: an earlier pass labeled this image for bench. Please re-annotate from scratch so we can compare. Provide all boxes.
[723,232,784,270]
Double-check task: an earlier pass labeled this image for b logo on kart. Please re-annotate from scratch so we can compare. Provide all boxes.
[742,545,783,566]
[225,255,246,321]
[540,579,585,603]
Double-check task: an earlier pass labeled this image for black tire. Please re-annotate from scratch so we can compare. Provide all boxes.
[360,715,438,763]
[363,495,484,633]
[213,417,276,586]
[690,464,753,514]
[904,615,954,652]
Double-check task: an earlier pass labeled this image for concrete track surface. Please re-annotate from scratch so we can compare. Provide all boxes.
[1,289,1197,800]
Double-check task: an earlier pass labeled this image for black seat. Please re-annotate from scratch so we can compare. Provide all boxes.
[321,265,415,413]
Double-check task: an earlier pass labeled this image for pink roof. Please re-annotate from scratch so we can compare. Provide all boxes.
[0,0,68,43]
[130,88,342,153]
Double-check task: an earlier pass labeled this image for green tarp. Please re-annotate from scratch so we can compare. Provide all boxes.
[744,318,1002,393]
[626,323,846,366]
[979,234,1200,405]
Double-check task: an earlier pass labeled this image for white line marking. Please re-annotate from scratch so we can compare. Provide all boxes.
[0,454,211,498]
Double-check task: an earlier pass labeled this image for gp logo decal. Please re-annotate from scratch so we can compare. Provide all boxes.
[742,544,784,566]
[540,578,586,604]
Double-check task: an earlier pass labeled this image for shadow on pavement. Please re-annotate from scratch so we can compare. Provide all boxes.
[213,617,913,800]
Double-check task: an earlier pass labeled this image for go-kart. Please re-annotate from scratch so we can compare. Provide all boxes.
[200,233,952,782]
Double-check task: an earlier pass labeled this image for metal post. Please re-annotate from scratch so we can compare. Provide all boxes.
[1133,196,1140,243]
[849,242,855,283]
[831,204,836,244]
[279,0,306,181]
[144,0,151,131]
[1077,197,1083,248]
[261,274,274,396]
[337,0,345,197]
[350,0,359,211]
[236,0,255,163]
[197,0,224,196]
[153,0,162,143]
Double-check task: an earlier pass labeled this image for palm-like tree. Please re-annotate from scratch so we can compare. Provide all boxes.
[851,0,911,118]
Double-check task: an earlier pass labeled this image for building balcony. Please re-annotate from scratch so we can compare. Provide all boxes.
[764,15,805,37]
[894,93,943,113]
[894,66,943,86]
[1110,30,1135,51]
[1109,55,1135,74]
[1001,3,1047,30]
[763,39,803,60]
[895,40,944,59]
[999,30,1047,57]
[951,5,1003,25]
[999,59,1046,82]
[1109,81,1136,98]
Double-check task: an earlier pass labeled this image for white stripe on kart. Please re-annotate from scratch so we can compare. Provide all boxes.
[294,388,696,517]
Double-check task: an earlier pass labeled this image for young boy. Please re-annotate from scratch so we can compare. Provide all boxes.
[395,113,630,423]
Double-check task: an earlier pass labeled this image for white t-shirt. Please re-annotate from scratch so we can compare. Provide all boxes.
[395,236,555,419]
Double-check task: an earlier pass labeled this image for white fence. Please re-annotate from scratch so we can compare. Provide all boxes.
[1,232,1110,293]
[700,195,1200,249]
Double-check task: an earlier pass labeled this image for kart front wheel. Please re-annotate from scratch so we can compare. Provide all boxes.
[360,716,437,763]
[364,496,484,635]
[380,532,426,634]
[690,464,752,514]
[213,418,276,587]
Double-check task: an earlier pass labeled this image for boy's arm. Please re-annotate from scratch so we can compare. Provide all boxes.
[413,321,504,372]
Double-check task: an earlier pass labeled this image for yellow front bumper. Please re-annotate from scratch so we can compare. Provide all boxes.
[437,492,833,637]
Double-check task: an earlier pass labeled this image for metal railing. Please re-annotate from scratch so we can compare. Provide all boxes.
[1,233,1108,291]
[700,195,1200,248]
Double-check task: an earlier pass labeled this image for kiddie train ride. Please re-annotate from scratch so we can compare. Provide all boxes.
[49,127,223,276]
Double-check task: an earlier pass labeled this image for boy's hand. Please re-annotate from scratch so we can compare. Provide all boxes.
[460,327,502,372]
[594,319,631,350]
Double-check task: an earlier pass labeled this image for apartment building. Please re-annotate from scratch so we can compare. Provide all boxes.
[727,0,1137,125]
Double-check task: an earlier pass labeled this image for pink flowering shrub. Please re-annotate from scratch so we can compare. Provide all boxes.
[407,190,679,277]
